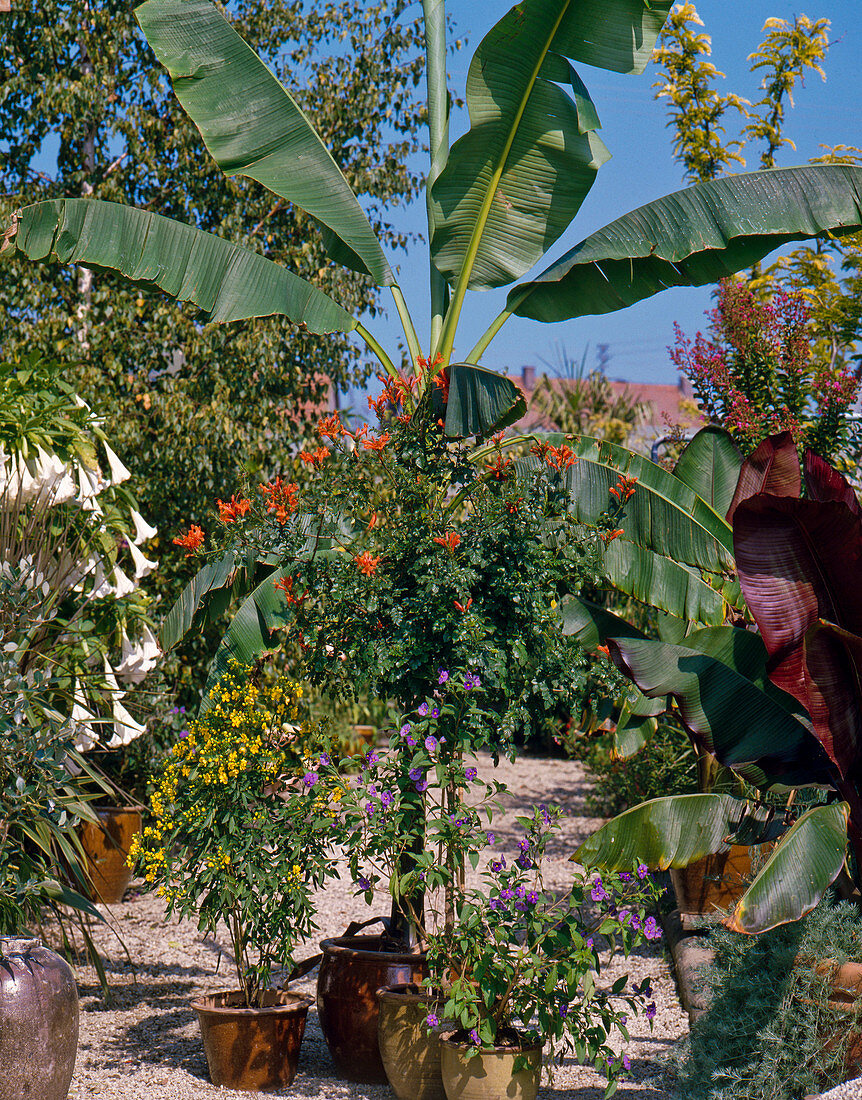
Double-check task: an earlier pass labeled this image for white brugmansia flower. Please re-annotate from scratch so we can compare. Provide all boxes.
[101,440,131,485]
[71,688,101,753]
[76,463,108,511]
[104,660,148,747]
[130,508,158,544]
[115,624,160,684]
[126,540,157,580]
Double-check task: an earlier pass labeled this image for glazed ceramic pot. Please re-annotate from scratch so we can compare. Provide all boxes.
[377,983,446,1100]
[0,937,79,1100]
[191,989,311,1091]
[439,1035,542,1100]
[670,844,759,918]
[79,805,142,903]
[317,935,427,1083]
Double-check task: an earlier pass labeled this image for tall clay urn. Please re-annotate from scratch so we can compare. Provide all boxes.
[79,805,142,903]
[317,935,427,1083]
[0,937,79,1100]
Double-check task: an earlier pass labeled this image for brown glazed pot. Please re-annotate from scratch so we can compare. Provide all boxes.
[439,1035,542,1100]
[0,937,79,1100]
[317,935,427,1083]
[670,844,759,917]
[79,805,142,903]
[191,989,311,1091]
[377,983,446,1100]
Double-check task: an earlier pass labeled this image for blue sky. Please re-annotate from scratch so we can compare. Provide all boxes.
[355,0,862,393]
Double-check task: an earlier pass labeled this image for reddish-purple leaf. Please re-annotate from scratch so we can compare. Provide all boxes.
[726,432,800,524]
[734,496,862,778]
[804,451,862,516]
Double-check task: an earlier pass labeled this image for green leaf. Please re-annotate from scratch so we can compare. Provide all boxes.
[160,551,239,653]
[574,793,759,869]
[602,538,730,623]
[200,566,293,712]
[614,705,657,759]
[727,803,850,934]
[510,165,862,321]
[673,427,743,518]
[10,200,355,334]
[443,364,526,439]
[559,594,648,649]
[430,0,671,292]
[135,0,391,284]
[610,628,833,789]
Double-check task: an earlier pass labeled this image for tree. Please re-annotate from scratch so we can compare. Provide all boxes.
[0,0,427,697]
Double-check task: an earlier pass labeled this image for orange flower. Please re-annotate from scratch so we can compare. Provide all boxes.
[217,495,251,523]
[596,644,611,659]
[416,352,443,373]
[274,575,305,606]
[432,368,450,403]
[600,528,625,544]
[485,453,513,481]
[317,412,346,440]
[433,532,461,554]
[545,444,577,471]
[173,524,204,554]
[453,597,473,613]
[609,475,638,501]
[505,498,523,515]
[361,431,391,453]
[355,551,380,576]
[530,442,551,460]
[259,476,299,524]
[300,446,330,467]
[367,512,378,530]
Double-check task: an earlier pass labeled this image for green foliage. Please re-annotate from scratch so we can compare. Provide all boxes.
[529,358,649,447]
[670,896,862,1100]
[424,805,662,1095]
[129,662,338,1005]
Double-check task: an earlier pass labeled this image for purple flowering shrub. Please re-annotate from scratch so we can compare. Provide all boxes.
[424,804,660,1095]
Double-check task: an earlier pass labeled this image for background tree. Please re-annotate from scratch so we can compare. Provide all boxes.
[0,0,426,700]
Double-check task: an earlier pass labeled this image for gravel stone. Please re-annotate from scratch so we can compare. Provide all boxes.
[57,752,688,1099]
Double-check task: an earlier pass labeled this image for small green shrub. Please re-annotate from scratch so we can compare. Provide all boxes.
[670,896,862,1100]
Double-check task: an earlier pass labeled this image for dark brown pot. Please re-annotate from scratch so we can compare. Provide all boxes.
[317,935,427,1083]
[670,844,760,917]
[191,989,311,1091]
[0,937,79,1100]
[79,806,142,903]
[377,983,446,1100]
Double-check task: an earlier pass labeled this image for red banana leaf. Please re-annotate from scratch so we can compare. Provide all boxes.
[725,431,800,524]
[804,450,862,516]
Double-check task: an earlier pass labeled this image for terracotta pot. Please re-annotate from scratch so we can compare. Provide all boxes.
[377,983,446,1100]
[79,805,142,903]
[811,959,862,1075]
[0,937,79,1100]
[317,935,427,1083]
[351,724,377,750]
[670,844,760,917]
[439,1035,543,1100]
[191,989,311,1091]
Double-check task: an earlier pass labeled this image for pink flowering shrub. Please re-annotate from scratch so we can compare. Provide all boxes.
[670,278,859,461]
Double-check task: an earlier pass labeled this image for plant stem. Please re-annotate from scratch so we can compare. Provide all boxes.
[355,321,398,379]
[423,0,450,358]
[390,285,422,369]
[466,287,531,364]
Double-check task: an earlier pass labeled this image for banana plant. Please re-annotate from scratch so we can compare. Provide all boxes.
[5,0,862,682]
[574,435,862,933]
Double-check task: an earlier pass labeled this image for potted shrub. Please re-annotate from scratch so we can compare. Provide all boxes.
[424,804,662,1100]
[128,661,339,1092]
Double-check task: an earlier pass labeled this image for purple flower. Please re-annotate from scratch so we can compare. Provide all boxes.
[526,891,538,905]
[425,735,439,752]
[303,771,318,788]
[490,858,505,873]
[417,702,429,717]
[426,1012,439,1028]
[630,914,642,931]
[585,937,594,950]
[591,880,609,903]
[400,723,411,738]
[431,706,440,718]
[516,854,533,870]
[518,838,530,853]
[622,1054,631,1071]
[438,669,450,685]
[368,751,380,765]
[356,876,372,891]
[180,729,190,739]
[170,706,179,715]
[500,888,514,901]
[619,871,632,882]
[414,778,429,793]
[645,1003,656,1020]
[643,916,661,941]
[381,790,395,808]
[406,735,416,746]
[408,767,423,782]
[514,899,527,911]
[486,832,495,845]
[558,1001,569,1018]
[318,752,331,767]
[637,863,649,880]
[469,1028,480,1045]
[365,801,375,816]
[465,767,477,782]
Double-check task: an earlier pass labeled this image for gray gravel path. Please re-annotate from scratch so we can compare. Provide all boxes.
[63,752,687,1099]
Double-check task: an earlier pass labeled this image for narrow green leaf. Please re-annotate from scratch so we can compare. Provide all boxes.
[727,803,849,934]
[11,200,355,334]
[135,0,390,283]
[511,166,862,321]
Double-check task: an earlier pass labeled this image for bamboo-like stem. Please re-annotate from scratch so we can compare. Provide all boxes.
[355,321,398,379]
[465,286,531,364]
[423,0,450,356]
[390,285,422,369]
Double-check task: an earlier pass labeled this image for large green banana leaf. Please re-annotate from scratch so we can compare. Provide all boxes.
[135,0,391,284]
[555,436,735,572]
[614,704,658,759]
[672,426,742,518]
[609,628,834,789]
[429,0,671,291]
[509,165,862,321]
[160,550,239,652]
[602,538,729,624]
[7,200,355,334]
[573,793,784,870]
[443,364,527,439]
[726,803,850,933]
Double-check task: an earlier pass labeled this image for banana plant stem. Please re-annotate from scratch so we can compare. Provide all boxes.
[355,321,398,379]
[466,286,532,364]
[390,285,422,370]
[423,0,449,357]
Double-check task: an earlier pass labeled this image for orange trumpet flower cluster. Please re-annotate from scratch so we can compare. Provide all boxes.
[433,532,461,554]
[609,475,638,501]
[259,476,299,524]
[173,524,204,554]
[217,495,251,523]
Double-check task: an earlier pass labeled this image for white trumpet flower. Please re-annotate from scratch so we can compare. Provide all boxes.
[130,508,158,544]
[127,540,157,580]
[102,440,131,485]
[115,625,160,683]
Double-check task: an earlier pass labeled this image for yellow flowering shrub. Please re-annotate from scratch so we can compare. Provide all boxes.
[129,661,339,1006]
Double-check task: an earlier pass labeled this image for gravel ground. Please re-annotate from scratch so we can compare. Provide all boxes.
[60,752,688,1100]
